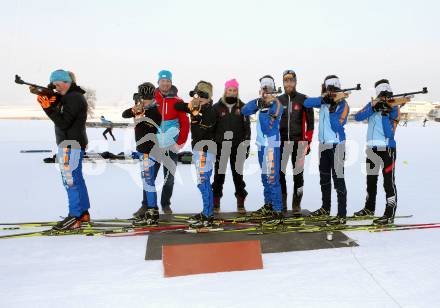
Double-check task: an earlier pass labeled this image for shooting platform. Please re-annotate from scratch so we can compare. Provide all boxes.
[146,211,358,277]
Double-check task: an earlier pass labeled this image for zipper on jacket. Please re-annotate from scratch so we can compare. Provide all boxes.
[287,95,291,143]
[161,95,165,145]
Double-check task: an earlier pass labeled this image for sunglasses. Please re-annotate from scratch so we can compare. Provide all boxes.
[189,90,209,99]
[283,70,296,78]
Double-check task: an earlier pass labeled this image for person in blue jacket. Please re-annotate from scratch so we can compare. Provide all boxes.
[100,116,116,141]
[241,75,284,226]
[353,79,404,225]
[304,75,350,225]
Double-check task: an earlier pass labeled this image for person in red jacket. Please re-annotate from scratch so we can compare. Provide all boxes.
[132,70,189,218]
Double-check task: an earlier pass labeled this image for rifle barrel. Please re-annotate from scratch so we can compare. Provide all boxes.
[391,87,428,98]
[335,84,361,92]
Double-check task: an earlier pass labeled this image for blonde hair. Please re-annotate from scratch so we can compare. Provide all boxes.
[68,71,77,83]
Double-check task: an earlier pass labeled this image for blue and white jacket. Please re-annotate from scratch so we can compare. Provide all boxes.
[241,99,283,148]
[354,102,400,148]
[304,97,349,144]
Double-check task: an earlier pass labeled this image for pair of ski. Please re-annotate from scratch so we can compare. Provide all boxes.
[248,222,440,235]
[0,224,192,239]
[0,220,259,239]
[4,215,439,239]
[0,214,413,230]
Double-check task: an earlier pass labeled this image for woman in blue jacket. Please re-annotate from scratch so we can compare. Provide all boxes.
[241,75,284,226]
[354,79,403,225]
[304,75,350,225]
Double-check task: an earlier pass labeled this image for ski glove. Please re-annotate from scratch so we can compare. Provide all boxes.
[37,95,58,109]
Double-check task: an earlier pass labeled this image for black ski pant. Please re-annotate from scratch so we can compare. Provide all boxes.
[279,141,308,198]
[319,143,347,217]
[212,143,247,198]
[103,128,115,141]
[364,147,397,211]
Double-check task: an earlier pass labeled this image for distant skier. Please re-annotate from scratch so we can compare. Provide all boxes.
[30,69,91,230]
[304,75,350,225]
[175,81,217,228]
[402,118,408,127]
[101,116,116,141]
[241,75,284,226]
[353,79,407,225]
[122,82,162,225]
[423,118,428,127]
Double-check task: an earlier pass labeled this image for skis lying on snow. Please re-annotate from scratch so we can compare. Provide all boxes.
[173,214,414,224]
[0,220,258,239]
[2,222,439,239]
[247,222,440,235]
[0,214,414,230]
[0,224,191,239]
[2,220,439,239]
[0,218,135,229]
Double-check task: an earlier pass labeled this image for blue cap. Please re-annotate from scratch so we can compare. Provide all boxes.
[158,70,172,82]
[50,70,72,83]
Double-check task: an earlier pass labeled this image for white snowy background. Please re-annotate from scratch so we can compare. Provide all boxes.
[0,119,439,308]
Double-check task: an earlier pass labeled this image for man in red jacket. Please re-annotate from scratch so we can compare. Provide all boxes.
[133,70,189,218]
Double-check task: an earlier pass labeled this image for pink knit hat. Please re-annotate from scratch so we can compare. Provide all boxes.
[224,78,239,90]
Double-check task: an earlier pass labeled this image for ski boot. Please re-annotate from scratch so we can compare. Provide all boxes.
[187,212,204,224]
[189,213,214,229]
[373,202,396,225]
[251,203,276,219]
[309,207,330,217]
[236,195,246,215]
[353,208,374,217]
[326,215,347,226]
[132,204,148,220]
[135,208,159,226]
[52,216,81,231]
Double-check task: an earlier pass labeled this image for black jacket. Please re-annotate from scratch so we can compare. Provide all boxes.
[278,91,314,142]
[44,84,88,149]
[122,106,162,154]
[213,97,251,145]
[175,101,217,153]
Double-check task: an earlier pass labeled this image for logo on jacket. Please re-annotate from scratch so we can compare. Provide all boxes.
[293,103,301,111]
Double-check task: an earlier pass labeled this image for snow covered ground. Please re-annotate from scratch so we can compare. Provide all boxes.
[0,119,439,308]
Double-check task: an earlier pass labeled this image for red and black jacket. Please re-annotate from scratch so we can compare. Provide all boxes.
[278,91,314,143]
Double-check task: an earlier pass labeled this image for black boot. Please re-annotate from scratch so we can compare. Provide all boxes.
[135,208,159,226]
[187,213,204,224]
[373,205,396,225]
[309,207,330,217]
[189,213,214,228]
[292,194,302,217]
[132,204,148,220]
[353,208,374,217]
[326,215,347,225]
[52,216,81,231]
[251,203,276,218]
[236,195,246,215]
